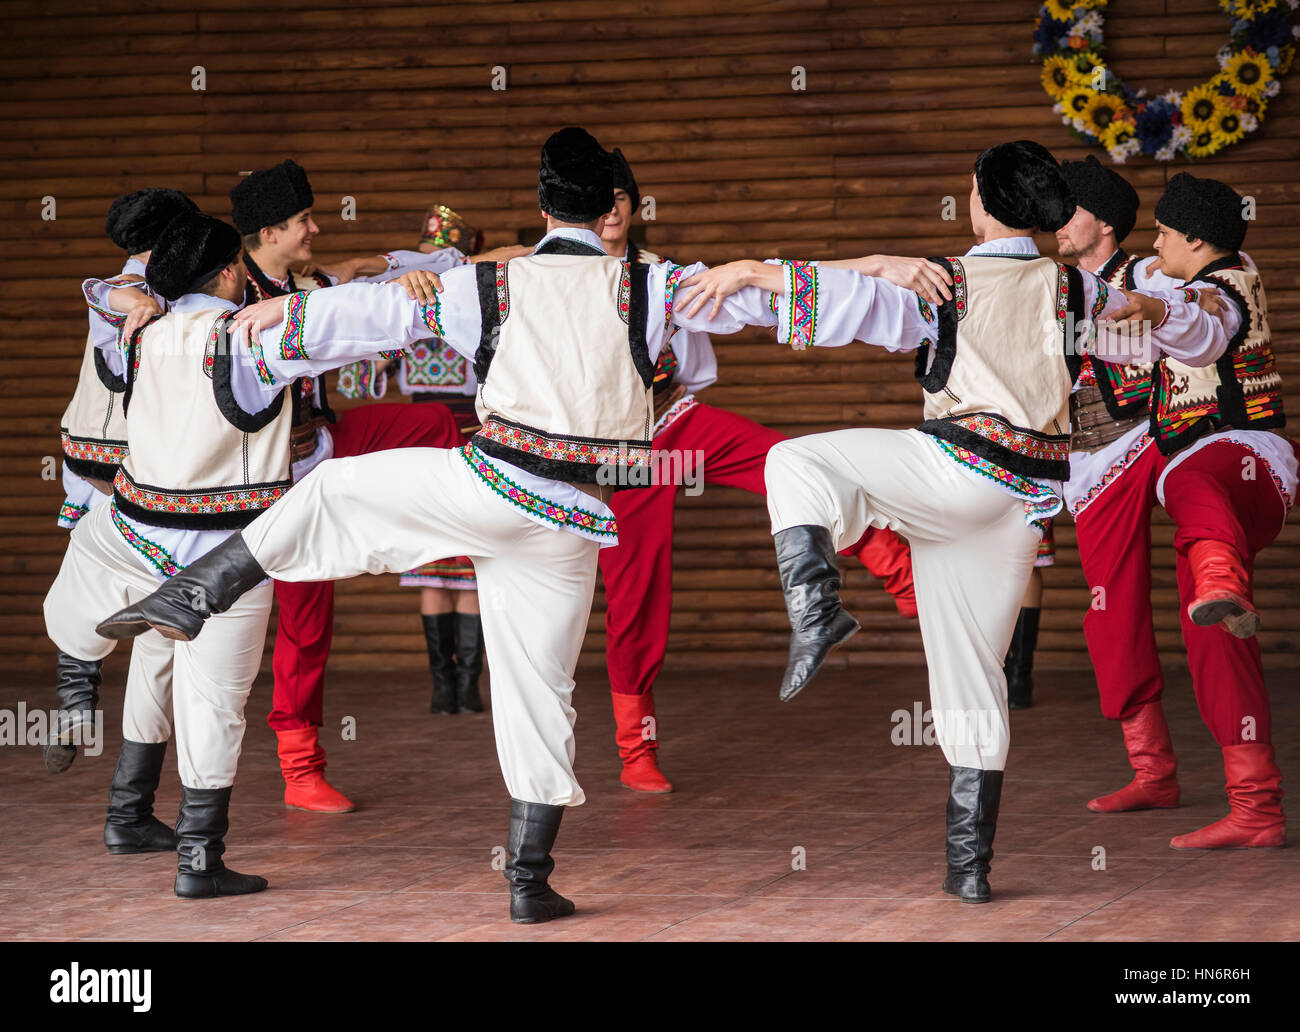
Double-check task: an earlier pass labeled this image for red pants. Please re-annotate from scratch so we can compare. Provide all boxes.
[1163,441,1287,746]
[600,402,912,696]
[268,402,462,731]
[1075,444,1166,722]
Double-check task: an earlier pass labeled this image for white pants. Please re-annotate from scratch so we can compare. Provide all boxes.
[242,447,598,806]
[44,502,272,788]
[765,428,1039,770]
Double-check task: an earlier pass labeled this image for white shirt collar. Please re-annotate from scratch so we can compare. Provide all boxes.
[965,235,1040,258]
[533,226,608,253]
[170,292,240,314]
[121,257,148,277]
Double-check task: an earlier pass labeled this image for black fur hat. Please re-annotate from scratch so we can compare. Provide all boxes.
[229,159,315,235]
[974,140,1075,232]
[610,148,640,209]
[537,127,614,223]
[1154,172,1247,252]
[145,212,242,301]
[105,189,198,254]
[1060,155,1140,243]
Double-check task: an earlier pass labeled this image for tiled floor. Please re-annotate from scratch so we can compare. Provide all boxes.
[1,662,1296,941]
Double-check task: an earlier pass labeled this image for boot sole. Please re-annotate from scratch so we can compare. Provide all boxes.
[941,882,991,904]
[620,781,673,794]
[779,618,860,702]
[284,802,356,814]
[106,843,177,854]
[95,616,194,642]
[43,744,77,774]
[1188,599,1259,639]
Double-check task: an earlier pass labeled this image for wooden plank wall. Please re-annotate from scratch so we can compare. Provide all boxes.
[2,0,1297,680]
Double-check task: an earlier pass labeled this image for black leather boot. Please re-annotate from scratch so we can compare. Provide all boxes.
[44,651,102,774]
[1004,607,1039,710]
[173,785,268,899]
[774,526,860,702]
[942,766,1004,903]
[454,612,485,713]
[423,614,459,714]
[104,740,178,854]
[96,533,266,642]
[505,798,574,924]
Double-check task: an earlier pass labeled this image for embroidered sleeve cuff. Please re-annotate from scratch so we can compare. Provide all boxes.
[773,260,819,351]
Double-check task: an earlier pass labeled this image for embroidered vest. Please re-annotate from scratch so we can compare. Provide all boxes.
[472,238,655,484]
[115,306,294,530]
[243,254,336,426]
[916,254,1084,480]
[1150,255,1285,456]
[1077,251,1154,420]
[61,328,130,482]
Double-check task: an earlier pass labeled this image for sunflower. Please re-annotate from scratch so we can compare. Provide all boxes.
[1060,85,1096,120]
[1101,117,1137,150]
[1222,51,1275,97]
[1182,83,1225,130]
[1043,0,1081,19]
[1081,93,1130,139]
[1041,55,1075,99]
[1184,127,1224,159]
[1068,50,1106,85]
[1218,0,1278,17]
[1214,107,1248,145]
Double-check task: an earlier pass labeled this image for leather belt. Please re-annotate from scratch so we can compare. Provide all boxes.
[290,417,327,464]
[1070,385,1143,454]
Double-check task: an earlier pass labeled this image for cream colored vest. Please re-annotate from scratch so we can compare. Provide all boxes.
[472,246,655,483]
[114,305,294,529]
[917,255,1080,479]
[61,329,129,483]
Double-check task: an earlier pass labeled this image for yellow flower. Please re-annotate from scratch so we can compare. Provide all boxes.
[1101,118,1137,150]
[1041,55,1075,99]
[1043,0,1078,19]
[1068,51,1106,85]
[1215,108,1248,145]
[1182,83,1225,130]
[1060,85,1096,119]
[1081,93,1129,139]
[1185,127,1224,159]
[1222,51,1274,97]
[1219,0,1277,17]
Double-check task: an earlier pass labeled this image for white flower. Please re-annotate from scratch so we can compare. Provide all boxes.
[1217,46,1232,70]
[1160,89,1183,105]
[1242,113,1259,132]
[1071,117,1088,133]
[1172,125,1193,146]
[1265,79,1281,97]
[1109,147,1127,165]
[1053,102,1065,115]
[1074,11,1103,37]
[1155,145,1177,162]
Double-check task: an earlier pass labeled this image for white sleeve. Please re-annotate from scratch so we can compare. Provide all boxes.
[653,261,776,357]
[1085,270,1241,369]
[81,275,156,375]
[667,328,719,393]
[355,247,468,283]
[769,261,936,352]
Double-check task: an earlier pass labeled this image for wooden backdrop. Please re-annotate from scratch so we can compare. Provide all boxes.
[3,0,1297,680]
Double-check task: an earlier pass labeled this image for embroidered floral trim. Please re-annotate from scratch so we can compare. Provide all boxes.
[421,295,445,338]
[62,432,128,464]
[337,360,386,401]
[664,263,687,330]
[949,413,1070,464]
[617,261,631,324]
[114,470,287,517]
[83,280,127,327]
[495,262,509,320]
[476,418,651,468]
[460,444,618,538]
[406,340,466,387]
[949,258,968,319]
[1054,262,1071,329]
[1179,287,1199,303]
[917,294,934,322]
[1069,432,1153,518]
[931,438,1063,525]
[652,394,698,437]
[277,292,309,361]
[58,502,90,526]
[109,501,183,577]
[778,260,818,351]
[247,325,275,386]
[1034,518,1056,567]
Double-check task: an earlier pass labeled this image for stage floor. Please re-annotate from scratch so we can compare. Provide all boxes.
[1,662,1296,941]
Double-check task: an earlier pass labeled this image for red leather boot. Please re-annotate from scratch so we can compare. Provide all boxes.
[1186,539,1259,639]
[1087,700,1180,812]
[611,692,672,793]
[847,527,917,619]
[1170,744,1285,849]
[276,726,356,813]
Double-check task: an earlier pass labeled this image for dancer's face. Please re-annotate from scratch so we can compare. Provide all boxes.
[262,207,319,265]
[1152,220,1199,280]
[1055,206,1108,259]
[601,190,634,250]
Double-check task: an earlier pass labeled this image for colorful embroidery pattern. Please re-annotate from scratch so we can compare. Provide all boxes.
[247,328,275,386]
[421,295,445,339]
[476,418,651,469]
[652,344,678,386]
[917,294,934,323]
[277,292,309,361]
[405,340,467,387]
[62,433,129,465]
[664,263,686,330]
[495,262,510,320]
[949,413,1070,465]
[1068,432,1153,518]
[336,360,385,401]
[652,394,698,437]
[617,262,632,324]
[460,444,618,539]
[1054,262,1071,329]
[949,259,968,319]
[780,260,818,351]
[109,501,183,577]
[400,556,477,588]
[1034,518,1056,567]
[931,438,1063,525]
[58,502,90,527]
[82,280,127,327]
[114,470,287,517]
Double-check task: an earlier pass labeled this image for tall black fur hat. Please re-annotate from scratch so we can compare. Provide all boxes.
[105,189,198,253]
[145,212,242,301]
[537,127,614,223]
[1060,155,1140,243]
[229,159,315,235]
[1154,172,1247,252]
[974,140,1075,232]
[610,148,640,209]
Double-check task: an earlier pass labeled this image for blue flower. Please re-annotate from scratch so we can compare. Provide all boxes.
[1135,104,1174,155]
[1033,15,1072,53]
[1242,10,1295,53]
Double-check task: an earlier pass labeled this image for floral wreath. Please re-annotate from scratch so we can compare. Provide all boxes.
[1034,0,1299,162]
